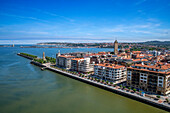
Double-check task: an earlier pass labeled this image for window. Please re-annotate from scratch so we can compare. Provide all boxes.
[159,81,162,83]
[159,77,162,79]
[159,84,162,87]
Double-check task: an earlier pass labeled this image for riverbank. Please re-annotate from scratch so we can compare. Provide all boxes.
[17,53,170,112]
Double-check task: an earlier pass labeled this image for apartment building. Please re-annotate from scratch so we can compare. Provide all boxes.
[56,54,75,69]
[71,58,94,73]
[94,63,127,81]
[127,63,170,95]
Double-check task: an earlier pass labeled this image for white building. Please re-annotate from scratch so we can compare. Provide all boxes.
[71,57,94,73]
[94,63,127,81]
[56,51,75,69]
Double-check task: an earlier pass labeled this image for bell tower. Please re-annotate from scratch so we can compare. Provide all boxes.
[114,40,118,55]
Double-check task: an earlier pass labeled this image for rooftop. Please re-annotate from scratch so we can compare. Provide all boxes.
[72,58,84,61]
[95,63,125,69]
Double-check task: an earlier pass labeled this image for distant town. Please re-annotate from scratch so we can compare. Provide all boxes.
[17,41,170,50]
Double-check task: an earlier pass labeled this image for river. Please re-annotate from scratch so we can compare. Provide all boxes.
[0,46,168,113]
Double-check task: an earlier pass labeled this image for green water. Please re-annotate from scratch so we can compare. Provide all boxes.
[0,46,168,113]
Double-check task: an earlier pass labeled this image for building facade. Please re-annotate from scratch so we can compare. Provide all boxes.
[94,63,127,81]
[56,51,75,69]
[71,58,94,73]
[127,63,170,95]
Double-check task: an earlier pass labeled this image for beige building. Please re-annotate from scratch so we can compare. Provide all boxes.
[94,63,127,81]
[56,51,75,69]
[71,58,94,73]
[127,63,170,95]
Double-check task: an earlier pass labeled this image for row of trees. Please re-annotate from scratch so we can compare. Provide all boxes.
[51,65,168,102]
[45,56,56,64]
[20,53,37,58]
[34,58,47,64]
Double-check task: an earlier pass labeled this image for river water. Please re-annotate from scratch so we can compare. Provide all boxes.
[0,46,168,113]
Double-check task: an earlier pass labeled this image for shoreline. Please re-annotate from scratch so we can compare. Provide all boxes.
[17,53,170,112]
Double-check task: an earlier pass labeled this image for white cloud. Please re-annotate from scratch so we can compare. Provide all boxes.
[130,30,151,34]
[13,31,49,35]
[31,8,75,22]
[0,13,49,23]
[104,28,124,32]
[135,0,147,5]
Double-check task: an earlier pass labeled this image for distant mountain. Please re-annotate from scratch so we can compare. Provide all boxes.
[140,41,170,45]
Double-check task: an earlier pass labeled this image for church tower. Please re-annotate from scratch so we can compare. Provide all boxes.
[114,40,118,55]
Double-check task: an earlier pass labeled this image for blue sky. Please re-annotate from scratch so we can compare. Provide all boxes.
[0,0,170,44]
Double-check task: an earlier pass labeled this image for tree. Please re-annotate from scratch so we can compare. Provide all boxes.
[139,91,142,94]
[166,98,169,103]
[133,88,136,92]
[106,81,108,84]
[157,95,160,99]
[120,85,122,87]
[128,87,131,90]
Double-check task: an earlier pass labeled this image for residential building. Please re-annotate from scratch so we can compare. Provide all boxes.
[94,63,127,81]
[127,63,170,95]
[71,58,94,73]
[56,51,75,69]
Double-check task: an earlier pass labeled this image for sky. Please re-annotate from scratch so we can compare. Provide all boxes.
[0,0,170,44]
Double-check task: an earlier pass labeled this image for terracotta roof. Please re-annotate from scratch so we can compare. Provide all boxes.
[132,59,141,61]
[132,51,141,54]
[148,54,153,56]
[72,58,84,61]
[86,53,101,56]
[133,63,170,70]
[98,52,106,54]
[59,55,75,58]
[141,59,148,61]
[128,67,170,74]
[95,63,125,69]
